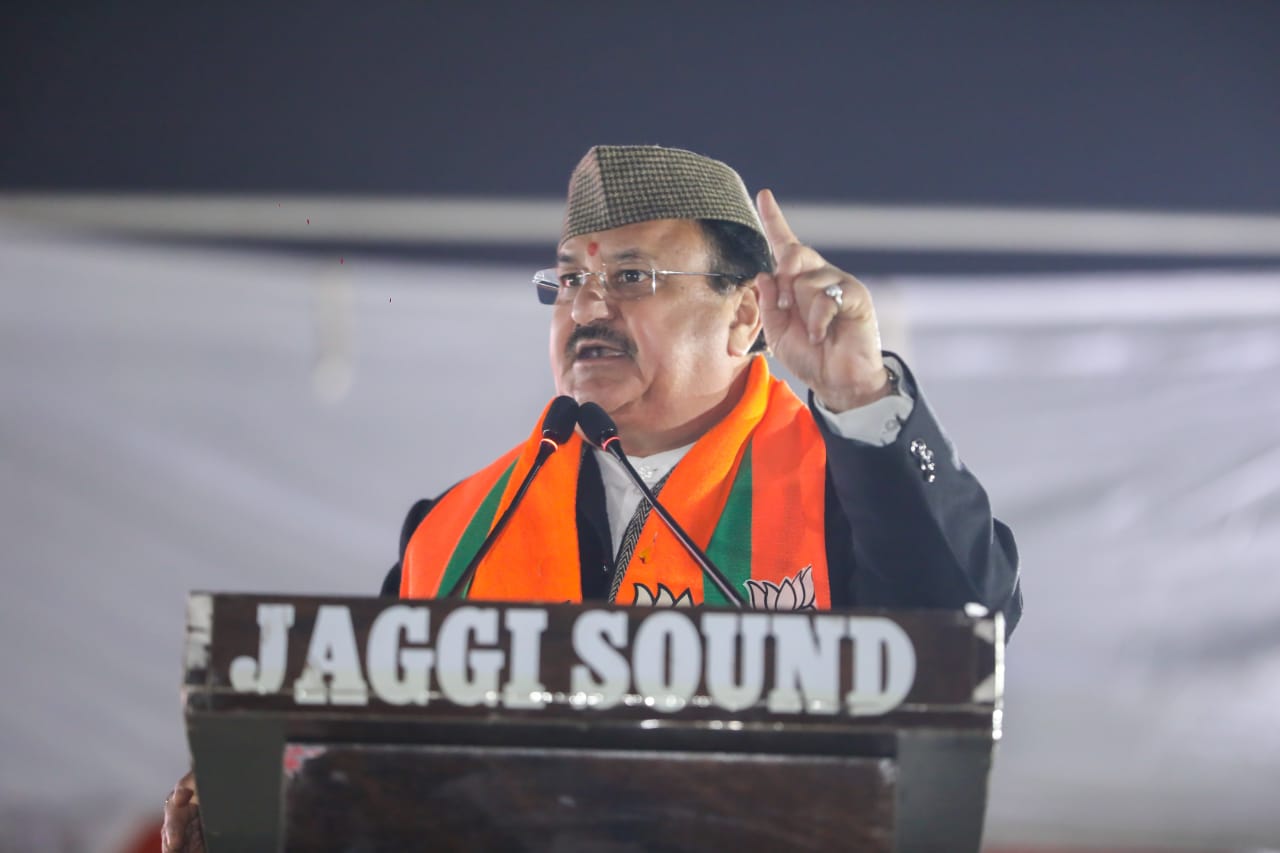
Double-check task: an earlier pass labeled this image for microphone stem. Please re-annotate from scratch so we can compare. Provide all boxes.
[608,446,746,609]
[445,441,555,599]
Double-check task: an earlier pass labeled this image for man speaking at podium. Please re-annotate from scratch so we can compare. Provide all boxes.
[163,145,1021,852]
[385,145,1021,622]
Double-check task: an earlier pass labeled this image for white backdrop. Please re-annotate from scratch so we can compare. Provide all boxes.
[2,224,1278,851]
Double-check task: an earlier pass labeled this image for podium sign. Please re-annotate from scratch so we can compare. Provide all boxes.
[183,594,1002,852]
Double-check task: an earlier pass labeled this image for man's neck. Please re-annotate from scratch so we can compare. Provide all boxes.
[613,367,750,457]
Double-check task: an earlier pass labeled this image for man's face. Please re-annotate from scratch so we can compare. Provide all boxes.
[549,218,757,449]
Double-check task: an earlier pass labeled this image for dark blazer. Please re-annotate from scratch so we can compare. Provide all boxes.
[382,359,1022,634]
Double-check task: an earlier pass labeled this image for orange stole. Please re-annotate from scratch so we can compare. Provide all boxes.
[401,357,830,607]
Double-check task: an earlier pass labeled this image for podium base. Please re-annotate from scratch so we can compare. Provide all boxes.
[281,742,897,852]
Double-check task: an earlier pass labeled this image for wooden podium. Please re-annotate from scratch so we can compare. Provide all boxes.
[182,594,1003,852]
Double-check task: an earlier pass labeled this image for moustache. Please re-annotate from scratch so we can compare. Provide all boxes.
[565,324,637,361]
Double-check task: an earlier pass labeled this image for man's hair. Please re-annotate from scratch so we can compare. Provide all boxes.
[700,219,774,354]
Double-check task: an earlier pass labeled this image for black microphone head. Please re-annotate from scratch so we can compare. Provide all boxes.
[541,395,581,444]
[577,402,619,449]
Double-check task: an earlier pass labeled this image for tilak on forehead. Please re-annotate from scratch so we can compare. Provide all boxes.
[560,145,766,246]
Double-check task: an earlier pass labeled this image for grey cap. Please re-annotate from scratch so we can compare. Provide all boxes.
[561,145,764,244]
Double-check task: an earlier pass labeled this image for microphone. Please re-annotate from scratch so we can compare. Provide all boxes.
[577,402,746,609]
[445,395,580,598]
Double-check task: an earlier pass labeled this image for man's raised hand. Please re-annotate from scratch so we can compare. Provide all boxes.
[754,189,890,412]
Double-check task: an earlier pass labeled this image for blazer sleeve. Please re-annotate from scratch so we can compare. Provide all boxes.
[379,497,437,597]
[817,357,1023,634]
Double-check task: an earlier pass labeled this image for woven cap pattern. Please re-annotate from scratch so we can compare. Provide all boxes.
[561,145,764,244]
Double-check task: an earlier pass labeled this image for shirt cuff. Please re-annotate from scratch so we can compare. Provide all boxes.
[814,355,915,446]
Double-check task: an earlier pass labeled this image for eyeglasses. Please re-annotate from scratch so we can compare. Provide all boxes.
[532,267,746,306]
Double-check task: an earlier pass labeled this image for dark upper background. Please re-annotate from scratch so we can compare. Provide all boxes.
[3,0,1278,272]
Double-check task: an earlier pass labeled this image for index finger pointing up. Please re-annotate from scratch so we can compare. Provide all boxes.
[756,188,801,255]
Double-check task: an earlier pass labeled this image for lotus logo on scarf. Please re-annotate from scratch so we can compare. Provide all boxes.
[632,582,695,608]
[745,565,817,611]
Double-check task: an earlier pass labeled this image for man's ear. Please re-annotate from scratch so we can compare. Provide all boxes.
[728,279,764,357]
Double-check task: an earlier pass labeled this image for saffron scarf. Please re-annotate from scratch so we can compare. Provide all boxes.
[402,357,830,609]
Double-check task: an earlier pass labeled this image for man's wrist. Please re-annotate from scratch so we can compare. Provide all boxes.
[815,365,899,413]
[813,357,913,446]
